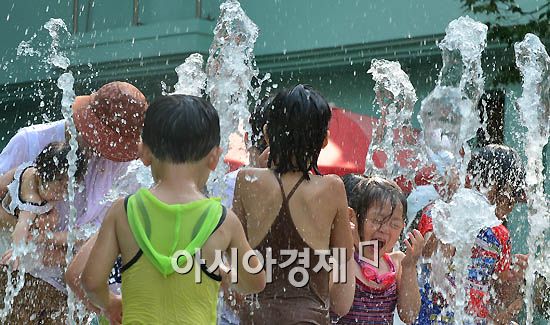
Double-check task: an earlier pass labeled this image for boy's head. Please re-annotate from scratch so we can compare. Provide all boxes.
[265,84,331,179]
[35,141,87,201]
[140,95,221,169]
[353,176,407,254]
[466,144,526,219]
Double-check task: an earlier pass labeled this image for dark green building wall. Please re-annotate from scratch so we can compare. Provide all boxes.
[0,3,549,309]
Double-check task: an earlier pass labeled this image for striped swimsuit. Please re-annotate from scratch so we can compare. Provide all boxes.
[332,255,398,324]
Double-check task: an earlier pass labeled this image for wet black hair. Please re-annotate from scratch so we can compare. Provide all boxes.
[353,176,407,236]
[249,96,271,153]
[34,141,87,184]
[265,84,331,179]
[341,173,366,210]
[467,144,526,200]
[142,95,220,163]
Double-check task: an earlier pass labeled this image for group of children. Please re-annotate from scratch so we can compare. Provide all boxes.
[0,83,545,324]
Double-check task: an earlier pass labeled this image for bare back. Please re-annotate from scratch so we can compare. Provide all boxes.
[233,168,350,252]
[233,168,352,324]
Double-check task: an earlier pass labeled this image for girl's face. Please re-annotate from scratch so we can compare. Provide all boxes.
[361,200,404,255]
[40,177,68,202]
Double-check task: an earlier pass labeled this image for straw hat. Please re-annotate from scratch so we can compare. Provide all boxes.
[72,81,148,162]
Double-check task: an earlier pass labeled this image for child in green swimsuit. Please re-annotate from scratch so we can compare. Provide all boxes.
[81,95,265,324]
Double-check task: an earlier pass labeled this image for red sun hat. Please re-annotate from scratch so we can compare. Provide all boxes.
[72,81,148,162]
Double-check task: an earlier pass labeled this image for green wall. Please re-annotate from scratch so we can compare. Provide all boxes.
[0,0,548,322]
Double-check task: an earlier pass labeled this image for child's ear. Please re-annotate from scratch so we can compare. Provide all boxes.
[207,146,223,171]
[138,141,152,167]
[263,125,270,146]
[322,130,330,149]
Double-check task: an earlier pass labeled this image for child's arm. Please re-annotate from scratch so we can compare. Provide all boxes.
[11,210,36,245]
[329,175,355,316]
[82,199,123,323]
[396,229,425,324]
[225,210,266,294]
[231,170,247,230]
[65,234,101,314]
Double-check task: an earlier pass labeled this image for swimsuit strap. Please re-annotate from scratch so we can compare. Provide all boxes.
[2,162,53,216]
[383,253,396,273]
[274,172,306,204]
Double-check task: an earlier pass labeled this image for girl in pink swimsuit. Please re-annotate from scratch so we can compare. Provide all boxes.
[332,176,425,324]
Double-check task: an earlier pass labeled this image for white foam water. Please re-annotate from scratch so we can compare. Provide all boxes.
[437,16,487,107]
[1,18,80,323]
[205,0,260,194]
[417,17,492,324]
[102,160,153,205]
[435,16,488,185]
[365,59,417,180]
[431,188,500,322]
[418,86,478,176]
[514,33,550,324]
[43,18,70,69]
[168,53,207,96]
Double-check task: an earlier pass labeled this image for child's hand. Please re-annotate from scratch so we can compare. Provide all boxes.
[401,229,425,268]
[258,147,270,168]
[0,248,19,270]
[104,294,123,325]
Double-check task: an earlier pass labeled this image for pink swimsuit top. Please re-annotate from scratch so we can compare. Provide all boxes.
[354,251,396,289]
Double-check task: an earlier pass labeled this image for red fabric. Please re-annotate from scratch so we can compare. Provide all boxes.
[492,225,511,272]
[224,108,430,193]
[417,213,435,237]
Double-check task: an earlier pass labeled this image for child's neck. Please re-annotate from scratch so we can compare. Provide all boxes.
[361,246,388,270]
[150,160,209,204]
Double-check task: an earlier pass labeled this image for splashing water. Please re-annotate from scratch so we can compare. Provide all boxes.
[43,18,70,69]
[437,16,486,106]
[46,18,82,324]
[431,188,500,322]
[418,87,478,177]
[364,59,417,180]
[418,17,493,324]
[419,16,487,187]
[1,18,80,323]
[167,53,207,96]
[514,33,550,324]
[102,160,153,205]
[436,16,487,182]
[16,37,41,57]
[57,72,81,325]
[206,0,260,192]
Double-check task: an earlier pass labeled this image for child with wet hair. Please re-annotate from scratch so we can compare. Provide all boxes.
[233,84,354,323]
[332,175,425,324]
[81,95,265,324]
[0,141,87,265]
[414,144,528,324]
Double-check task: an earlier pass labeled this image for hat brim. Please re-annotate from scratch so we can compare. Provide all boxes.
[73,95,139,162]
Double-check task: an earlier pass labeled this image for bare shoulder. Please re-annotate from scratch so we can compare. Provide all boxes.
[207,207,240,251]
[311,174,346,197]
[322,174,345,188]
[236,167,271,180]
[106,198,127,227]
[235,167,275,191]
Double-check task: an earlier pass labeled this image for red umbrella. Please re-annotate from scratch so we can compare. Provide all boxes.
[224,108,431,193]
